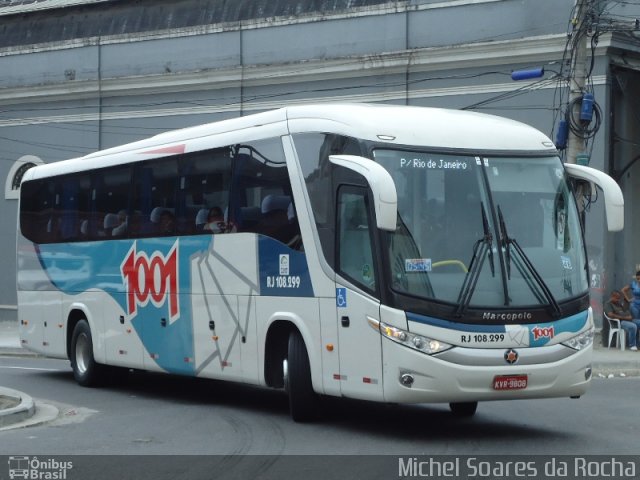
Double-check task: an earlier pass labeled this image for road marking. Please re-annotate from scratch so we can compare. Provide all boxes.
[0,366,64,372]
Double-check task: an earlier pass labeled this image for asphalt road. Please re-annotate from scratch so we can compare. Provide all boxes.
[0,355,638,459]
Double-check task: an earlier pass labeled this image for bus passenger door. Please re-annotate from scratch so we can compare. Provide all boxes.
[334,187,384,401]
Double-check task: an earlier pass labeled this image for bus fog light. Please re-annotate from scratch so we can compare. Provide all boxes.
[400,373,414,387]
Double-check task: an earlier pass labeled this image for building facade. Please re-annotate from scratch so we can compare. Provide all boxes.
[2,0,640,325]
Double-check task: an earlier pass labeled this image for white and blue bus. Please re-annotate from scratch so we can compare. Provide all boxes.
[17,104,623,420]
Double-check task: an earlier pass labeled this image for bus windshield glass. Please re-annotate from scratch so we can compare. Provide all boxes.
[373,149,588,310]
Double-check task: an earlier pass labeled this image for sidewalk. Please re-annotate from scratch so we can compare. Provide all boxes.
[591,331,640,377]
[1,319,639,429]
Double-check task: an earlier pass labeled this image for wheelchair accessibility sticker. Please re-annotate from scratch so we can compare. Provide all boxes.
[336,288,347,308]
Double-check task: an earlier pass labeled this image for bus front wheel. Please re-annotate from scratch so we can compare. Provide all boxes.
[449,401,478,417]
[285,330,318,422]
[70,319,104,387]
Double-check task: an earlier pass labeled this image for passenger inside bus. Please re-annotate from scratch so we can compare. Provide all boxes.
[158,210,176,235]
[150,207,176,236]
[112,210,127,237]
[202,206,226,233]
[258,194,300,246]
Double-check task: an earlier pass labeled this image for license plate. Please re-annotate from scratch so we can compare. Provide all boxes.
[493,374,528,391]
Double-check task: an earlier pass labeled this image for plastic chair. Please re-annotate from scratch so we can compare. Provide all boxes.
[604,313,625,351]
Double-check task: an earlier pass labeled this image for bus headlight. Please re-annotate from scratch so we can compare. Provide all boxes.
[561,327,594,351]
[369,318,452,355]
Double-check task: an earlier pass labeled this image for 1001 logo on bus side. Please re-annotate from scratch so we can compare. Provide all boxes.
[120,241,179,323]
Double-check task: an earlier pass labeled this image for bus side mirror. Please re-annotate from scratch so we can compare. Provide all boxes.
[329,155,398,231]
[564,163,624,232]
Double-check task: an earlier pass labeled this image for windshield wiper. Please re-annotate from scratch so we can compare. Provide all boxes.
[497,207,511,279]
[497,206,562,317]
[455,203,495,317]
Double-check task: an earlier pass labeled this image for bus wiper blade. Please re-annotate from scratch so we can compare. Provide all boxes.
[454,203,494,318]
[482,204,495,277]
[497,206,561,317]
[497,207,510,278]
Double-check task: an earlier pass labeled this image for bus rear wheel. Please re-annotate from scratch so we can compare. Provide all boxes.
[285,330,318,422]
[449,401,478,417]
[70,319,104,387]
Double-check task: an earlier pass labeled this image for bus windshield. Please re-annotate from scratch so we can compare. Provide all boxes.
[373,149,588,311]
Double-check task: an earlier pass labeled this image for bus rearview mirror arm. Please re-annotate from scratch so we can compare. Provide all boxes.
[329,155,398,231]
[564,163,624,232]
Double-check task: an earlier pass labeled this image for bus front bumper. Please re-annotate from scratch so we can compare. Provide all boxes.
[381,340,592,404]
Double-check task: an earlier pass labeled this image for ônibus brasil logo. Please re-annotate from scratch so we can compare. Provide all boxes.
[121,240,180,323]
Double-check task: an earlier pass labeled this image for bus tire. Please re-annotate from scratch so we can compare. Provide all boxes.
[70,319,104,387]
[286,330,318,422]
[449,401,477,417]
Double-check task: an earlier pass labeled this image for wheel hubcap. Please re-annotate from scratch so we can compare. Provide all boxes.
[282,359,289,392]
[75,333,89,375]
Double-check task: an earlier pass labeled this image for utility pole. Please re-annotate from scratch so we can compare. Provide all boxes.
[566,0,590,164]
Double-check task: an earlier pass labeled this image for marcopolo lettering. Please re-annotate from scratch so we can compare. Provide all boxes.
[482,312,532,321]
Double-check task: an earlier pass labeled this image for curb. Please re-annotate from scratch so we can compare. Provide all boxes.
[0,386,36,428]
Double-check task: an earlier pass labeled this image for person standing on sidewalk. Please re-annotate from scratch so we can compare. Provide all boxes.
[622,271,640,319]
[605,290,640,351]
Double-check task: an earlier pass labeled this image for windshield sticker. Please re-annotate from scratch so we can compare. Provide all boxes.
[561,255,573,270]
[405,258,432,272]
[475,156,482,165]
[556,208,566,250]
[399,157,468,170]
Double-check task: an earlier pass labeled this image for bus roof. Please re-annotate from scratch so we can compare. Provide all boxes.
[24,103,557,181]
[285,103,556,152]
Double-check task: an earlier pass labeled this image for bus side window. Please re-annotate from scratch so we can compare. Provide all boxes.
[231,139,302,248]
[337,187,376,293]
[20,179,54,244]
[180,149,232,236]
[93,166,132,240]
[293,133,363,266]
